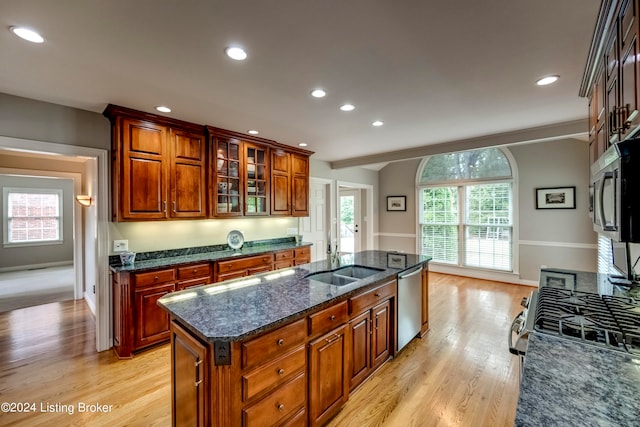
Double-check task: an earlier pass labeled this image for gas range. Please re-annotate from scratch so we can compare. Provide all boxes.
[534,287,640,354]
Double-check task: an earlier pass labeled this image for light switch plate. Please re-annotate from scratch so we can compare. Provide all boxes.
[113,240,128,252]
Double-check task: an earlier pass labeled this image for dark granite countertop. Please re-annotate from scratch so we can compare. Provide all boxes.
[158,250,430,343]
[515,268,640,426]
[109,237,312,273]
[515,333,640,427]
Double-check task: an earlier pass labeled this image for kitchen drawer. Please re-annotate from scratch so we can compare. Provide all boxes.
[177,263,210,280]
[294,247,310,258]
[134,268,176,287]
[217,270,246,282]
[308,301,348,337]
[177,276,211,291]
[242,345,305,402]
[274,260,294,270]
[218,254,273,274]
[242,372,306,427]
[242,318,306,369]
[274,250,294,261]
[349,280,396,315]
[280,407,306,427]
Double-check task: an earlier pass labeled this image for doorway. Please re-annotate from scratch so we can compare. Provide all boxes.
[339,189,361,253]
[0,136,110,352]
[300,178,331,262]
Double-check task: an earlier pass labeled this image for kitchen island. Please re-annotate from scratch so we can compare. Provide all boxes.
[515,269,640,427]
[158,250,430,427]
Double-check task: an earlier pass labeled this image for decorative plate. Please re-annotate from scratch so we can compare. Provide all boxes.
[227,230,244,250]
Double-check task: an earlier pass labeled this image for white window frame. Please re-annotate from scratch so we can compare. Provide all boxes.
[3,187,64,247]
[416,148,519,275]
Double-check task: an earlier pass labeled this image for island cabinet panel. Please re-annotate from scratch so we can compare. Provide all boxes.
[308,301,348,337]
[347,280,396,391]
[171,320,208,427]
[308,323,349,427]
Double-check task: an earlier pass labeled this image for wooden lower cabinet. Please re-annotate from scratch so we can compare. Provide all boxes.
[348,298,392,391]
[308,323,349,427]
[171,321,208,427]
[134,282,175,349]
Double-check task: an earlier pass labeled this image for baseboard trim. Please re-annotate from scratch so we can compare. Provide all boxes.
[519,240,597,249]
[0,261,74,273]
[428,263,537,286]
[84,292,96,316]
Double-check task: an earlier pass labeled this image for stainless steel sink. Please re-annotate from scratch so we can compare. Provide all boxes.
[305,265,383,286]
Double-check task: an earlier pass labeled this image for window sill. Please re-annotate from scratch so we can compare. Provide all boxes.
[3,240,64,249]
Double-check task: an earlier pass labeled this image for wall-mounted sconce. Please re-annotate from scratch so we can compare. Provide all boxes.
[75,195,92,207]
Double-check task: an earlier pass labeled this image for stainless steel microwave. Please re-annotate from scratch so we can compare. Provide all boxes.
[591,139,640,242]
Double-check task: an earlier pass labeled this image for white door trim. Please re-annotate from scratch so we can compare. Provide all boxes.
[0,136,111,352]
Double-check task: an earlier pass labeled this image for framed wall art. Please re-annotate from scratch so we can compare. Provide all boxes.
[535,186,576,209]
[386,196,406,211]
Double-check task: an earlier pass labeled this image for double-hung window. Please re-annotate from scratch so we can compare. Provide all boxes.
[418,148,514,272]
[3,188,64,247]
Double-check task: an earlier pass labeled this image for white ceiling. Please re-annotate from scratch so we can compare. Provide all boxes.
[1,0,600,163]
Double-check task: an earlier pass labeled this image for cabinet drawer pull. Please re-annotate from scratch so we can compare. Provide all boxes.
[173,201,176,213]
[330,315,336,321]
[325,333,341,344]
[277,403,285,412]
[277,338,285,346]
[277,368,285,376]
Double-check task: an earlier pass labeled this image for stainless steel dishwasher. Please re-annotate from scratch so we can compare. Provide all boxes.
[397,265,423,351]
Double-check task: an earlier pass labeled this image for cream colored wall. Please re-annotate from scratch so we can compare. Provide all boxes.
[109,217,299,254]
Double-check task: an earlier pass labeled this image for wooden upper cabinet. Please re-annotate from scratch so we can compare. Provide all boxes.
[120,118,167,220]
[245,142,269,216]
[211,136,243,217]
[271,150,291,216]
[581,0,640,164]
[169,129,207,219]
[291,154,309,216]
[105,105,207,221]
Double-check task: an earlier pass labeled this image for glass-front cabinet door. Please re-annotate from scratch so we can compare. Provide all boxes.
[214,138,242,216]
[245,143,269,215]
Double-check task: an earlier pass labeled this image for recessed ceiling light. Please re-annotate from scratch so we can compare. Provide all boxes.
[536,75,559,86]
[340,104,355,112]
[225,46,247,61]
[298,143,308,147]
[372,120,384,127]
[311,89,326,98]
[10,26,44,43]
[247,130,259,135]
[155,105,171,113]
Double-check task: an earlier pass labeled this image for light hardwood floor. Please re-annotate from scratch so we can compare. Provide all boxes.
[0,272,531,426]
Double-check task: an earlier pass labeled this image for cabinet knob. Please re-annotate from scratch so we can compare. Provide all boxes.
[374,292,380,297]
[193,269,197,273]
[277,368,285,376]
[277,403,285,412]
[330,315,336,321]
[277,338,284,346]
[154,276,159,281]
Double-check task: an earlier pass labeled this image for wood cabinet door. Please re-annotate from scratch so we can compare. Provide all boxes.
[606,31,620,145]
[291,154,309,216]
[120,118,167,220]
[212,137,243,217]
[308,324,348,426]
[271,150,291,216]
[348,310,371,391]
[371,300,391,369]
[620,0,640,137]
[134,283,175,348]
[245,142,269,216]
[169,128,207,218]
[172,321,208,427]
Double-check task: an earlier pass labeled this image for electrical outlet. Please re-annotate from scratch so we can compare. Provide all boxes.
[113,240,128,252]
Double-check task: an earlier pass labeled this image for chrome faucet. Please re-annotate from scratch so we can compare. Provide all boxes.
[329,244,340,267]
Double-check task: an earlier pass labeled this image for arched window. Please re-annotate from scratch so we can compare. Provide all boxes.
[417,148,514,271]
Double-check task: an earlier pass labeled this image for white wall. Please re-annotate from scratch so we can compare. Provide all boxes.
[377,138,597,284]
